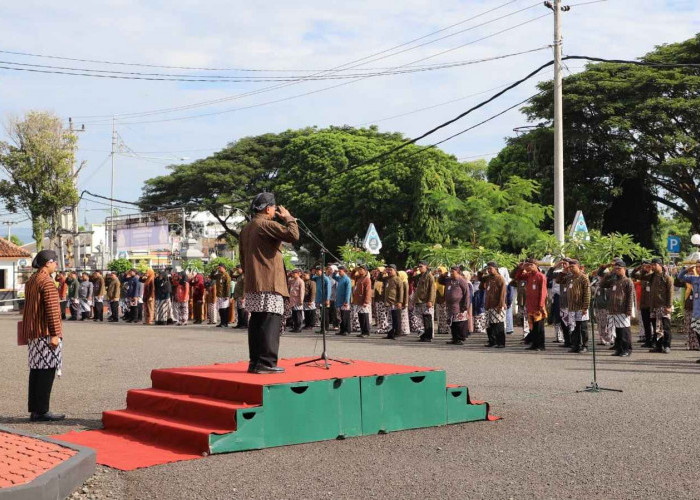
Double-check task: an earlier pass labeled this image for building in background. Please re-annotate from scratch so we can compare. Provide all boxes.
[0,236,32,312]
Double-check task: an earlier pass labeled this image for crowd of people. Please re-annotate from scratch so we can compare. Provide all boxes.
[48,255,700,362]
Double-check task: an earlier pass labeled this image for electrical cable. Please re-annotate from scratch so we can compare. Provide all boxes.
[0,0,523,73]
[67,2,546,121]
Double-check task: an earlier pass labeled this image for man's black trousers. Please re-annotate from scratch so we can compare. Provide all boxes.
[571,320,589,350]
[291,310,303,331]
[358,312,371,335]
[339,309,351,334]
[248,311,281,370]
[28,368,56,414]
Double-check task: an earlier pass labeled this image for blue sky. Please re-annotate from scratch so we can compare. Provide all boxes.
[1,0,699,242]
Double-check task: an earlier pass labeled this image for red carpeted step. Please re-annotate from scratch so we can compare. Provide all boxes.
[102,409,232,454]
[126,389,259,430]
[151,369,263,404]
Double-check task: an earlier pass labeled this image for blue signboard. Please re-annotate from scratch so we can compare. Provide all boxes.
[667,235,681,254]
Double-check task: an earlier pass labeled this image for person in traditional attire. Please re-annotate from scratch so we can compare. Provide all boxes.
[372,268,389,333]
[142,269,155,325]
[173,272,190,326]
[435,267,449,335]
[327,266,340,331]
[106,271,120,322]
[215,264,232,328]
[232,265,248,329]
[21,250,64,421]
[334,266,352,335]
[414,262,436,342]
[303,270,317,329]
[239,192,299,374]
[92,271,106,322]
[383,265,404,339]
[644,258,674,353]
[676,264,700,350]
[553,260,573,347]
[598,259,635,357]
[312,266,332,332]
[155,271,172,325]
[566,260,591,353]
[677,261,700,363]
[351,265,373,338]
[483,262,507,348]
[592,266,615,346]
[397,271,410,336]
[66,271,79,320]
[191,273,205,324]
[516,260,548,351]
[124,270,139,323]
[135,272,144,322]
[439,266,471,345]
[288,269,305,332]
[205,274,218,325]
[56,272,68,320]
[631,261,654,347]
[546,264,564,343]
[78,272,93,321]
[472,272,486,335]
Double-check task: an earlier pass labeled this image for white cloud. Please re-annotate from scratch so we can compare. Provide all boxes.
[0,0,698,227]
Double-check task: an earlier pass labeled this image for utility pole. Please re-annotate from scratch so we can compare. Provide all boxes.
[3,220,15,240]
[109,116,116,261]
[68,118,86,268]
[545,1,569,243]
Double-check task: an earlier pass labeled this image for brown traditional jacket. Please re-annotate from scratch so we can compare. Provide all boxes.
[94,275,106,297]
[383,275,404,306]
[352,274,372,306]
[483,273,506,310]
[21,269,62,341]
[567,273,591,312]
[414,272,436,305]
[599,274,634,316]
[631,268,652,309]
[239,213,299,297]
[106,277,120,301]
[648,271,673,309]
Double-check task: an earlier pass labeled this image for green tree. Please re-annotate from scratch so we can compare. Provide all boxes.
[9,234,23,246]
[108,258,131,274]
[490,34,700,244]
[0,111,79,250]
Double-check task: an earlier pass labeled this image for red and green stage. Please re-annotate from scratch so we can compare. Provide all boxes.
[55,358,498,470]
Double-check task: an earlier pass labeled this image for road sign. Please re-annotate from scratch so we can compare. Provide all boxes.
[569,211,590,240]
[667,235,682,254]
[363,223,382,255]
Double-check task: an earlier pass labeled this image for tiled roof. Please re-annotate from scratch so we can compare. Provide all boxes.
[0,237,32,258]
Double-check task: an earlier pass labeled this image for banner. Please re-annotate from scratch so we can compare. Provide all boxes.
[116,224,170,252]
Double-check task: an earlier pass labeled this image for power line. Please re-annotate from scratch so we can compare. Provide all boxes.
[70,1,545,122]
[0,46,549,82]
[85,24,551,126]
[0,1,524,73]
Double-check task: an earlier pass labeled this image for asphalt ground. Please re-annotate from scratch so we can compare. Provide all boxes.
[1,314,699,500]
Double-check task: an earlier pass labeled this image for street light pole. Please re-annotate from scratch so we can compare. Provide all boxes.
[110,116,116,260]
[552,0,565,243]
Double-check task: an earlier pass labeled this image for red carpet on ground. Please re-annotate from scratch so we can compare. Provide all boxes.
[53,357,488,471]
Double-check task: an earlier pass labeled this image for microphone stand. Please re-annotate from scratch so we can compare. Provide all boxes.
[294,219,350,369]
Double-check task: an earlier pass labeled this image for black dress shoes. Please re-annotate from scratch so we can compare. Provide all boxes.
[249,366,285,374]
[30,412,66,422]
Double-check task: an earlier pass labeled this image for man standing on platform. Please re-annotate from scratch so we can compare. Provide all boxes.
[414,261,436,343]
[239,193,299,374]
[483,261,507,348]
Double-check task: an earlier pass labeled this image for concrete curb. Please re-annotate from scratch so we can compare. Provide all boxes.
[0,425,96,500]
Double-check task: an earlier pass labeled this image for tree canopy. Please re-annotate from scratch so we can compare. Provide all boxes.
[488,33,700,246]
[0,111,79,250]
[140,126,551,264]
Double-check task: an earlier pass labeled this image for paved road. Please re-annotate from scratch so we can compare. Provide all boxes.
[1,314,698,500]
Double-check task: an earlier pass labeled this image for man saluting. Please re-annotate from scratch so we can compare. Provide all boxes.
[239,193,299,374]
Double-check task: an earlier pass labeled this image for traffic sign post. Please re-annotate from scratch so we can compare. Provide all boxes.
[667,235,681,254]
